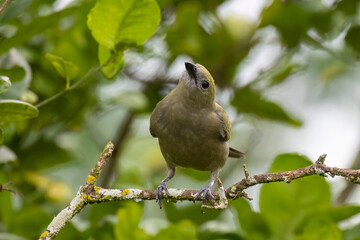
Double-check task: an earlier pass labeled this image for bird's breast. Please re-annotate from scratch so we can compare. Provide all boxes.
[154,100,228,171]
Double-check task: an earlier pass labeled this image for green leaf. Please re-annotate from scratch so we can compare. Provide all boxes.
[259,153,331,240]
[232,87,301,126]
[343,223,360,240]
[87,0,161,49]
[232,198,270,240]
[345,25,360,53]
[0,66,25,84]
[154,220,197,240]
[0,7,77,56]
[115,203,150,240]
[268,63,302,86]
[294,216,341,240]
[0,76,11,94]
[98,45,124,79]
[45,54,79,88]
[296,205,360,232]
[0,100,39,122]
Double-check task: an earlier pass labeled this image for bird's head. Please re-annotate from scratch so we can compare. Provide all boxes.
[179,62,216,106]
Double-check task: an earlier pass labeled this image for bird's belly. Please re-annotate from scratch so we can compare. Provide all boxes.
[158,128,228,171]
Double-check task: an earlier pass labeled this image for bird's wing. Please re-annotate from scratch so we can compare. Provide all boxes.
[215,103,231,141]
[149,107,158,138]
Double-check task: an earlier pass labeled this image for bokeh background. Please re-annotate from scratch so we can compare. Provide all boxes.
[1,0,360,239]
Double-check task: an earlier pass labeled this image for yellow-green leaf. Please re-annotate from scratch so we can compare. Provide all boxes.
[87,0,161,49]
[0,100,39,122]
[115,203,149,240]
[45,54,79,88]
[98,45,124,79]
[0,76,11,94]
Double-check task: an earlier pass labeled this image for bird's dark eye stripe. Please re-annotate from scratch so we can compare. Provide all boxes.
[202,81,209,89]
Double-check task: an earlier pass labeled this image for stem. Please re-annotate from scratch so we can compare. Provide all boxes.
[0,0,12,15]
[35,66,102,109]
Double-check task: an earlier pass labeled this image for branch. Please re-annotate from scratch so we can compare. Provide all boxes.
[39,147,360,239]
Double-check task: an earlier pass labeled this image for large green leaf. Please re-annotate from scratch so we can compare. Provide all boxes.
[0,100,39,122]
[296,205,360,232]
[232,87,301,126]
[87,0,161,49]
[259,153,331,240]
[45,54,79,88]
[294,216,341,240]
[115,203,149,240]
[232,198,270,240]
[0,76,11,94]
[154,220,197,240]
[0,7,77,56]
[98,45,124,79]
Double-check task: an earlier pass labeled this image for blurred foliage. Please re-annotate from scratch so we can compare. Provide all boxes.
[0,0,359,239]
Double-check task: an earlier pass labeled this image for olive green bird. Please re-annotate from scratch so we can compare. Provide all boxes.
[150,62,245,209]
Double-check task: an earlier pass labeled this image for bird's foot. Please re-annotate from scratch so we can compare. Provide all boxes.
[194,185,216,213]
[156,181,170,209]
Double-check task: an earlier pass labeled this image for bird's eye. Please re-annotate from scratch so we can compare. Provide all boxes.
[201,81,209,89]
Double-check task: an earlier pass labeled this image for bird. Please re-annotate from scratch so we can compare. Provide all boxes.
[150,62,245,210]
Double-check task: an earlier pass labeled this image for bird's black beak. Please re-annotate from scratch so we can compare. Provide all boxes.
[185,62,197,84]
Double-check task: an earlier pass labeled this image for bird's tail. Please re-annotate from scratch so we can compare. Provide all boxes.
[228,147,245,158]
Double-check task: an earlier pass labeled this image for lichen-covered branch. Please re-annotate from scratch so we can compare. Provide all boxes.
[39,148,360,239]
[39,141,114,240]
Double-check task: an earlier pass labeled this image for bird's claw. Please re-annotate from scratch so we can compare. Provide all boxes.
[156,182,170,209]
[194,185,215,212]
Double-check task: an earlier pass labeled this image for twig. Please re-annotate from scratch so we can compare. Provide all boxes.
[35,66,102,108]
[39,147,360,239]
[0,0,12,15]
[0,181,24,198]
[337,145,360,203]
